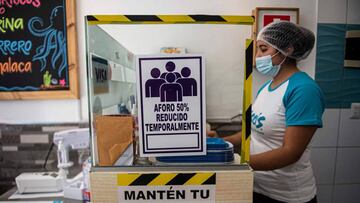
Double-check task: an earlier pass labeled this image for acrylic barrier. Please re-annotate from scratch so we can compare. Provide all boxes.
[85,15,254,203]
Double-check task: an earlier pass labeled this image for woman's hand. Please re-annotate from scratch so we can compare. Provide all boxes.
[207,130,218,137]
[223,131,242,146]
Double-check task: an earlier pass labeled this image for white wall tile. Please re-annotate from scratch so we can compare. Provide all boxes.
[42,126,79,132]
[311,148,337,184]
[34,160,55,165]
[347,0,360,24]
[333,184,360,203]
[316,184,333,203]
[20,134,49,144]
[2,146,18,152]
[312,109,340,147]
[338,109,360,147]
[318,0,347,24]
[335,148,360,184]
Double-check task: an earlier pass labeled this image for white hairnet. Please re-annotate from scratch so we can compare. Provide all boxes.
[257,21,315,60]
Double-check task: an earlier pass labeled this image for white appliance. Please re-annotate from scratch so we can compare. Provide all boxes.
[15,128,90,200]
[15,172,63,194]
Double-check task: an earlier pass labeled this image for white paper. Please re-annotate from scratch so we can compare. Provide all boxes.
[118,185,215,203]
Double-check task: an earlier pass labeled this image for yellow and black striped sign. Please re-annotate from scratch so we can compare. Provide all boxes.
[87,15,254,25]
[241,39,253,164]
[118,173,216,186]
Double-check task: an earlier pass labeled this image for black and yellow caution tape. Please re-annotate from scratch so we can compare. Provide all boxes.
[241,39,253,164]
[87,15,254,25]
[118,173,216,186]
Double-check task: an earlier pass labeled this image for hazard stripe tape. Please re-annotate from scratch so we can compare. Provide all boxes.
[200,173,216,185]
[86,15,254,25]
[147,173,177,186]
[118,173,216,186]
[184,173,215,186]
[130,174,159,186]
[166,173,196,185]
[241,39,253,164]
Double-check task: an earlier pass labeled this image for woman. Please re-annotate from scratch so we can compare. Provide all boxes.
[224,21,324,203]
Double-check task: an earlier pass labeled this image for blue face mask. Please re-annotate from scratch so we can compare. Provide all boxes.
[255,52,286,77]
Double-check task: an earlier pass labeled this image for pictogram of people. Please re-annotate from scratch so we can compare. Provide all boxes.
[176,67,197,96]
[145,61,198,102]
[160,61,181,80]
[145,68,166,97]
[160,72,183,102]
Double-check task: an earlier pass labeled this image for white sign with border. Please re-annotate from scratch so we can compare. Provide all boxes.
[118,185,215,203]
[136,55,206,157]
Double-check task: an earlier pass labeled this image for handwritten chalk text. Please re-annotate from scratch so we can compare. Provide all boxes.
[0,57,32,76]
[0,0,41,14]
[0,17,24,33]
[0,40,32,55]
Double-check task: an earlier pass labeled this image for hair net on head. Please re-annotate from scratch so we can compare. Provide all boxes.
[257,21,315,61]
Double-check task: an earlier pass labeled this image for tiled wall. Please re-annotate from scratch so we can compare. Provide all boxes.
[0,123,88,195]
[312,0,360,202]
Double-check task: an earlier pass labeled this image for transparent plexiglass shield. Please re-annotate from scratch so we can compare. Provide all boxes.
[85,19,252,168]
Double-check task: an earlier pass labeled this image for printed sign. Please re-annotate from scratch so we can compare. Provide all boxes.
[91,55,109,94]
[344,30,360,68]
[263,15,291,26]
[136,55,206,157]
[118,173,216,203]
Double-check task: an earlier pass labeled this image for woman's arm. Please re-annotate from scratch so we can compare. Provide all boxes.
[223,131,242,146]
[250,126,317,171]
[207,130,242,146]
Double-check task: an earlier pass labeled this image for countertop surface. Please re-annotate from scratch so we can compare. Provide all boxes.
[0,187,82,202]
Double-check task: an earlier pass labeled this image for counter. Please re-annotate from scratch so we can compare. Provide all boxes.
[0,187,82,203]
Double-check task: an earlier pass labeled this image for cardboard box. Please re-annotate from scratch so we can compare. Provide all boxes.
[95,115,133,166]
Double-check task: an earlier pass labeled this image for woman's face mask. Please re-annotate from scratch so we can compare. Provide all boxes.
[255,52,286,77]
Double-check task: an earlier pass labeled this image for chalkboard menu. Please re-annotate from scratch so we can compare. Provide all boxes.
[0,0,78,99]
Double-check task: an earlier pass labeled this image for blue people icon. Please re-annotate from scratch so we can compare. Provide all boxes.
[160,61,181,80]
[160,72,183,102]
[145,68,166,97]
[176,67,197,96]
